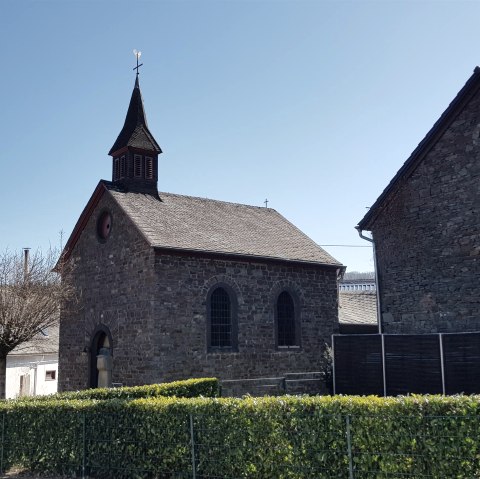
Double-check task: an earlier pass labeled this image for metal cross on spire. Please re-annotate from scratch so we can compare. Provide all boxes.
[133,49,143,75]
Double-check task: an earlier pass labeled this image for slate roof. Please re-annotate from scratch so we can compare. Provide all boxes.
[338,291,377,325]
[107,186,343,267]
[10,323,59,356]
[358,66,480,230]
[108,76,162,155]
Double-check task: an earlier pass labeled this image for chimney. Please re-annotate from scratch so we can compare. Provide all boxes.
[23,248,30,280]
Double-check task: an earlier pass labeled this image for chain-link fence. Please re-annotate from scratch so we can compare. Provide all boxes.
[1,411,479,478]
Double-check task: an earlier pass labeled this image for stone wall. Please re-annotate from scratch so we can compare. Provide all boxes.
[371,87,480,334]
[59,190,339,392]
[58,192,157,391]
[151,252,338,384]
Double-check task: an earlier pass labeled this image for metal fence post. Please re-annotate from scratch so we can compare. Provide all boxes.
[346,415,354,479]
[82,411,86,479]
[381,334,387,397]
[439,333,446,395]
[189,413,197,479]
[332,334,336,395]
[0,412,5,474]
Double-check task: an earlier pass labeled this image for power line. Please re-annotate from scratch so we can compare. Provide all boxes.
[319,244,372,248]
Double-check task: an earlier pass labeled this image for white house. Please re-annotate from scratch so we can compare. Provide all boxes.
[6,324,59,399]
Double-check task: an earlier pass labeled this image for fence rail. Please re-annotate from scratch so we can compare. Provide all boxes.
[1,411,479,478]
[220,371,325,396]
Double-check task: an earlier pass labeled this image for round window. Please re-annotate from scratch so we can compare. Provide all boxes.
[97,212,112,240]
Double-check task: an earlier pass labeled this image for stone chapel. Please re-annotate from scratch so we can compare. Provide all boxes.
[58,73,344,392]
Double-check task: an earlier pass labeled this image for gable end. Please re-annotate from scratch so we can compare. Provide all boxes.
[358,66,480,231]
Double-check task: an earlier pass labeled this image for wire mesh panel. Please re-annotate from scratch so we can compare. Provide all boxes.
[2,409,480,478]
[384,334,442,395]
[191,411,348,479]
[333,334,384,395]
[2,409,83,476]
[350,414,480,478]
[85,411,192,479]
[443,332,480,394]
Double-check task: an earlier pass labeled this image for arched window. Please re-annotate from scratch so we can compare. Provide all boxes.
[276,291,299,347]
[207,285,238,351]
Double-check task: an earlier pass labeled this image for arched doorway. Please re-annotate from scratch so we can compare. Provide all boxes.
[89,325,113,388]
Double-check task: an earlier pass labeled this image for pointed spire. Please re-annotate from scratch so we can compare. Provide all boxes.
[108,77,161,156]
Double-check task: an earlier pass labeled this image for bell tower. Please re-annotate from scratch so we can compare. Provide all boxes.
[108,65,162,196]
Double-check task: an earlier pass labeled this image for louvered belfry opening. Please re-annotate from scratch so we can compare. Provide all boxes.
[145,157,153,179]
[134,154,142,178]
[277,291,295,346]
[210,287,232,347]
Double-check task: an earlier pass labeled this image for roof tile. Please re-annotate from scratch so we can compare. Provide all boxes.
[108,187,342,266]
[339,292,377,325]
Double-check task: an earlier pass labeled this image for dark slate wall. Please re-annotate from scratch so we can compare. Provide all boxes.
[59,190,339,391]
[371,87,480,334]
[152,253,339,382]
[58,192,157,391]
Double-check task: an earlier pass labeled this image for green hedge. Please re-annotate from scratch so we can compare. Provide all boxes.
[2,395,480,478]
[18,377,220,402]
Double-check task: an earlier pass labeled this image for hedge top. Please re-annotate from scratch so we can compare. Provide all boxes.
[11,377,220,402]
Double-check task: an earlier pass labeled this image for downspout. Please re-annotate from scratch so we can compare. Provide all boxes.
[336,265,346,331]
[355,226,382,334]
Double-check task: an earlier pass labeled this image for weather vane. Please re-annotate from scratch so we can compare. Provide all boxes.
[133,49,143,75]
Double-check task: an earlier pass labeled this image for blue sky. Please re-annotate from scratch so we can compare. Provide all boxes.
[1,0,479,272]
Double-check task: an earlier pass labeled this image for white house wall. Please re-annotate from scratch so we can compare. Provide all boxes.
[6,354,58,399]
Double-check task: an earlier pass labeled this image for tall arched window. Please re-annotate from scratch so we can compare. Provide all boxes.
[207,285,238,351]
[276,291,299,347]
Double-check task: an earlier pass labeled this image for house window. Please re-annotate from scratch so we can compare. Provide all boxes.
[134,154,142,177]
[45,370,56,381]
[120,156,126,178]
[145,157,153,179]
[207,285,238,351]
[276,291,299,347]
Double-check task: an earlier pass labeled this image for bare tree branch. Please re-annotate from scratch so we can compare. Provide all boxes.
[0,248,77,357]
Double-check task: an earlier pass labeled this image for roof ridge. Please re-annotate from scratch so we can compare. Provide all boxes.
[158,191,277,211]
[106,187,343,267]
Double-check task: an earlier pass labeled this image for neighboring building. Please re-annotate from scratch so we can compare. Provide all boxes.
[58,74,344,392]
[6,324,59,399]
[357,67,480,334]
[339,271,376,292]
[338,272,377,334]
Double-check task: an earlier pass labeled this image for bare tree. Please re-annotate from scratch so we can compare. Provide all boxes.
[0,249,76,399]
